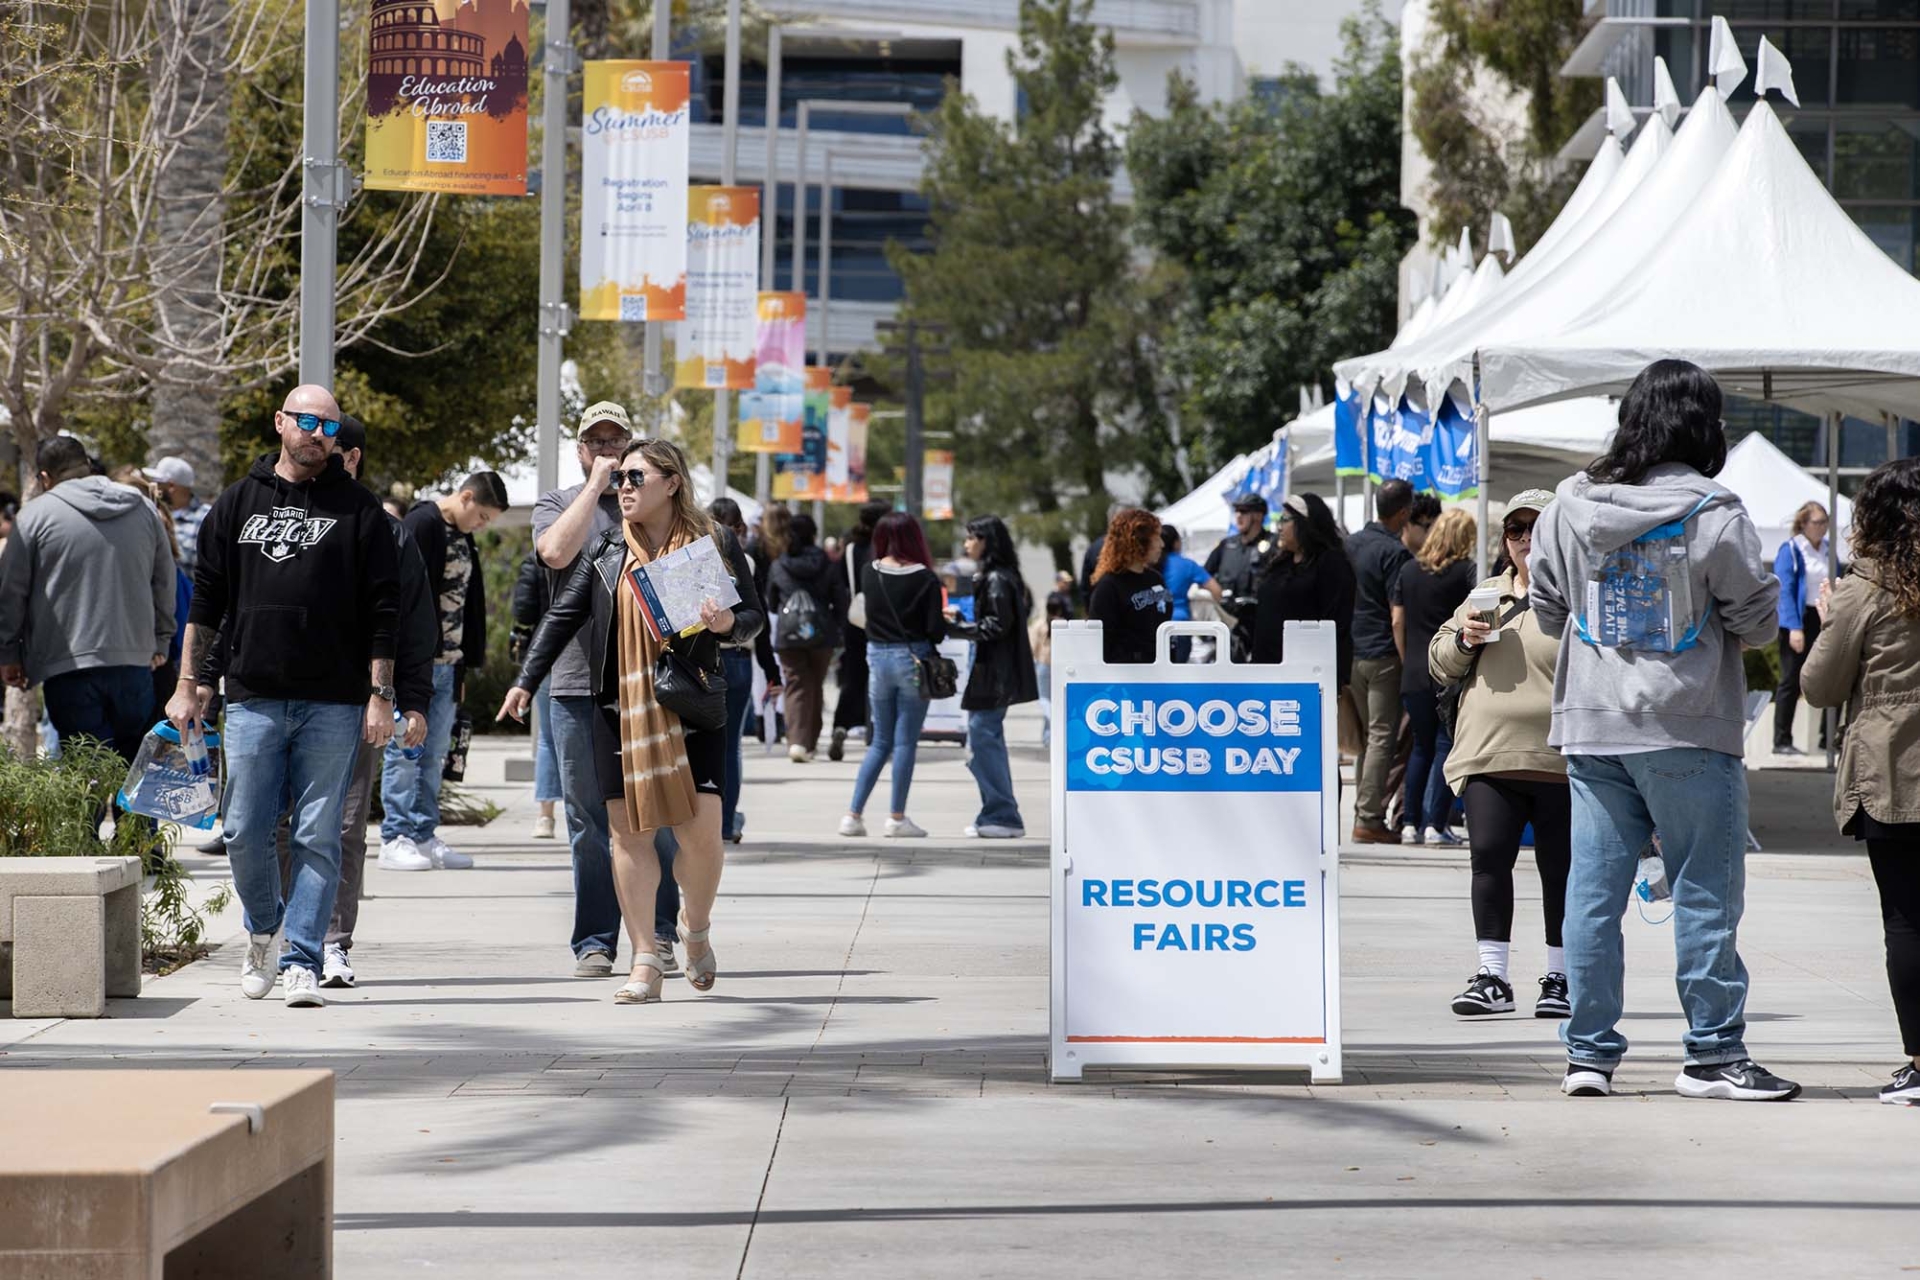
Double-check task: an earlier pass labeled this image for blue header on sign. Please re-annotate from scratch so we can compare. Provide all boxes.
[1064,682,1323,793]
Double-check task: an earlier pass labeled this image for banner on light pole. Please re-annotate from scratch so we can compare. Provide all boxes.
[674,186,760,389]
[774,367,832,500]
[736,292,805,453]
[364,0,531,195]
[923,449,954,521]
[580,60,691,322]
[825,386,852,496]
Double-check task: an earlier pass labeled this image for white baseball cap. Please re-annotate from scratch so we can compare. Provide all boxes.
[143,457,195,489]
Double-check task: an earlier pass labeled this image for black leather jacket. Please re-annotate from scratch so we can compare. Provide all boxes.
[513,526,765,705]
[947,565,1039,712]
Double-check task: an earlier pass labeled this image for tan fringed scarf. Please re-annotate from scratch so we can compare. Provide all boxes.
[614,520,699,832]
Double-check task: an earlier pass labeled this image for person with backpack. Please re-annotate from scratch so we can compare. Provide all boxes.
[1530,360,1793,1102]
[1428,491,1569,1020]
[946,515,1038,839]
[766,513,848,763]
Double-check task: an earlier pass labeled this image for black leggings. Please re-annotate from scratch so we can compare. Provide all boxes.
[1463,776,1572,946]
[1867,839,1920,1056]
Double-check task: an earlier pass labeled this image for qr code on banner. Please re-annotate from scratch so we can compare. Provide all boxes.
[425,120,467,164]
[620,294,648,322]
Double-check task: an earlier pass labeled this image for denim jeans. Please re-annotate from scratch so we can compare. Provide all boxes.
[549,694,678,959]
[967,704,1024,830]
[1561,748,1752,1069]
[223,698,362,976]
[533,680,561,805]
[42,664,154,762]
[380,663,458,842]
[721,649,754,838]
[851,644,931,818]
[1401,689,1455,832]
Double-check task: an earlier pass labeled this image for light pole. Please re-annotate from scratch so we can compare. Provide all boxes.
[638,0,672,415]
[533,0,573,500]
[710,0,743,496]
[299,0,343,387]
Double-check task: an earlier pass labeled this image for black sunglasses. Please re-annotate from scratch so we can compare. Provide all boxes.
[1503,519,1537,540]
[283,410,340,438]
[614,468,651,489]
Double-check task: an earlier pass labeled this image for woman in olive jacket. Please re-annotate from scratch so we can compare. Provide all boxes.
[946,515,1037,838]
[1801,458,1920,1105]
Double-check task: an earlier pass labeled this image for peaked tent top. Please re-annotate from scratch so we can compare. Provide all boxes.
[1479,101,1920,422]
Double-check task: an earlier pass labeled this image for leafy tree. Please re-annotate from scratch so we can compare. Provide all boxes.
[1127,6,1413,474]
[889,0,1164,568]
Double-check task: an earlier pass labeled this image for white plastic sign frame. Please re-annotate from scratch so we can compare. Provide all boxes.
[1049,619,1342,1084]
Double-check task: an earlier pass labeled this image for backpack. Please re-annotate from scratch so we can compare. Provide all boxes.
[1575,494,1716,654]
[776,586,830,649]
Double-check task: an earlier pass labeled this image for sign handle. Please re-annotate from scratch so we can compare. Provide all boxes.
[1153,620,1233,666]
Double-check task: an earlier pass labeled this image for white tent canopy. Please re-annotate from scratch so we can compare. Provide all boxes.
[1481,101,1920,423]
[1715,429,1853,560]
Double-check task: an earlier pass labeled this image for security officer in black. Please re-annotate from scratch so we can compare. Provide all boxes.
[1205,494,1276,660]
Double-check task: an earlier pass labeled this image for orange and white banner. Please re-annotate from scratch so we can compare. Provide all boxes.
[363,0,530,194]
[674,186,760,389]
[825,386,853,496]
[736,293,805,453]
[923,449,954,521]
[580,60,690,322]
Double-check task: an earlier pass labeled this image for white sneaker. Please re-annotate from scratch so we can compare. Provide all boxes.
[970,823,1025,839]
[378,837,433,871]
[883,817,927,838]
[283,966,325,1008]
[532,814,556,839]
[839,814,867,837]
[239,930,278,999]
[321,943,355,989]
[1399,825,1422,846]
[422,835,473,870]
[788,744,812,763]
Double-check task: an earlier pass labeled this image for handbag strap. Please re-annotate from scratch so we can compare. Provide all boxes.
[849,547,861,597]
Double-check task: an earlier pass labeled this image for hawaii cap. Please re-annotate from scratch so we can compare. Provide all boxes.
[575,401,632,436]
[1506,488,1554,515]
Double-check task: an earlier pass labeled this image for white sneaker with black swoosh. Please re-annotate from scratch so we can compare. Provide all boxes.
[1674,1058,1801,1101]
[1562,1062,1614,1098]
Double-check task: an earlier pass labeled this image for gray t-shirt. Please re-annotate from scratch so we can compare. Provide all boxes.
[530,482,621,697]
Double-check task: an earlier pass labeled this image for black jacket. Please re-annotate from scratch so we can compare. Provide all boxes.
[1345,521,1412,662]
[766,545,848,652]
[510,552,549,667]
[949,565,1038,711]
[1252,550,1356,688]
[513,526,766,706]
[402,500,487,671]
[188,453,399,706]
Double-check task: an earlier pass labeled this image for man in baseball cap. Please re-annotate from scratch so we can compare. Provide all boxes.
[575,401,632,436]
[144,456,210,573]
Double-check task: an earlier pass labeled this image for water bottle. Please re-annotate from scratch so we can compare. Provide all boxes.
[1633,847,1671,904]
[394,710,424,761]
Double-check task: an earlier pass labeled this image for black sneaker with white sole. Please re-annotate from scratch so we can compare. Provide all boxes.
[1534,973,1570,1019]
[1879,1063,1920,1106]
[1562,1062,1614,1097]
[1450,970,1515,1016]
[1674,1058,1802,1101]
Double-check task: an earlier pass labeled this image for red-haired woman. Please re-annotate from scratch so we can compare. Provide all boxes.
[839,512,949,838]
[1087,507,1174,664]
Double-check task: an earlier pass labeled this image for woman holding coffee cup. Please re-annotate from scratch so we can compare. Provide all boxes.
[1428,489,1571,1019]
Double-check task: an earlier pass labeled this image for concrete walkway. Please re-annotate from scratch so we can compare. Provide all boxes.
[4,709,1918,1277]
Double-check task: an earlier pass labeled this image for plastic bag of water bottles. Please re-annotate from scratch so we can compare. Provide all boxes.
[116,722,222,831]
[1632,835,1673,924]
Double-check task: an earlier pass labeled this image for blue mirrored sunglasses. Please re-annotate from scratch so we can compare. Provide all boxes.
[286,411,341,438]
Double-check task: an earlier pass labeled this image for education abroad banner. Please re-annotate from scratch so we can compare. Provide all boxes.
[579,60,690,322]
[364,0,530,194]
[923,449,955,522]
[736,292,805,453]
[674,186,760,390]
[774,367,833,500]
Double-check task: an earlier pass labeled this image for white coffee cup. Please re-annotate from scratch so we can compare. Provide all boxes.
[1466,585,1503,642]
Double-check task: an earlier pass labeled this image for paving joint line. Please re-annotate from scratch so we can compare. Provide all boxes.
[807,854,884,1055]
[735,1096,790,1280]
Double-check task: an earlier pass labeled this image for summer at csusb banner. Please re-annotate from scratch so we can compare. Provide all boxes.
[737,292,805,453]
[579,60,691,322]
[674,186,760,390]
[364,0,530,194]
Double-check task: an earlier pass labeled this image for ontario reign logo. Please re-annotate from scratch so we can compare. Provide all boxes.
[239,507,337,563]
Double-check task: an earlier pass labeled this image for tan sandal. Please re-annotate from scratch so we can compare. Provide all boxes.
[614,952,666,1005]
[678,911,717,992]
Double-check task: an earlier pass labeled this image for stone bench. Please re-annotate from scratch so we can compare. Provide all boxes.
[0,856,143,1018]
[0,1069,334,1279]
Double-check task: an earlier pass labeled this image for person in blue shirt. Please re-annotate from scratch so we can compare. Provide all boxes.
[1157,525,1222,662]
[1771,501,1836,754]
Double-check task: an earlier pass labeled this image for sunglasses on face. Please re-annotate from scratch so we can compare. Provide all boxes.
[1503,520,1536,540]
[284,410,340,438]
[614,469,653,490]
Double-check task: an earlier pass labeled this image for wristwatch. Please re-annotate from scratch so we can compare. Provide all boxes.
[372,683,397,703]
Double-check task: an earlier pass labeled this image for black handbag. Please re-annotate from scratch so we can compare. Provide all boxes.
[653,640,730,731]
[1436,596,1530,736]
[875,568,959,698]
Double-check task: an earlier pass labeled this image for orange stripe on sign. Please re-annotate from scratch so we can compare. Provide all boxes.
[1065,1036,1326,1044]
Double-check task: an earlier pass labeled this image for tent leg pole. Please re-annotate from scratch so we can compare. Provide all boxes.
[1826,409,1840,771]
[1335,472,1345,530]
[1474,401,1492,579]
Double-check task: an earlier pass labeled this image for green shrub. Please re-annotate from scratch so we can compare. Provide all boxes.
[467,525,533,736]
[1745,640,1781,694]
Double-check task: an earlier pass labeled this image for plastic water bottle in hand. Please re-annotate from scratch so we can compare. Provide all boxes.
[1634,837,1672,904]
[395,710,424,761]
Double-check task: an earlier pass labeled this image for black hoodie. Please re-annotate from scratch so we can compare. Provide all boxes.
[766,544,849,652]
[188,453,400,705]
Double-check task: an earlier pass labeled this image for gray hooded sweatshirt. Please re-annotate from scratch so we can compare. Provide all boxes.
[1529,462,1779,758]
[0,476,175,684]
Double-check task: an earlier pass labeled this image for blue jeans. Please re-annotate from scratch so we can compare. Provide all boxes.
[967,704,1023,830]
[380,664,457,842]
[1402,689,1455,832]
[222,699,362,976]
[851,644,931,818]
[721,649,754,838]
[549,695,678,958]
[1561,749,1752,1069]
[533,680,561,804]
[42,664,154,762]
